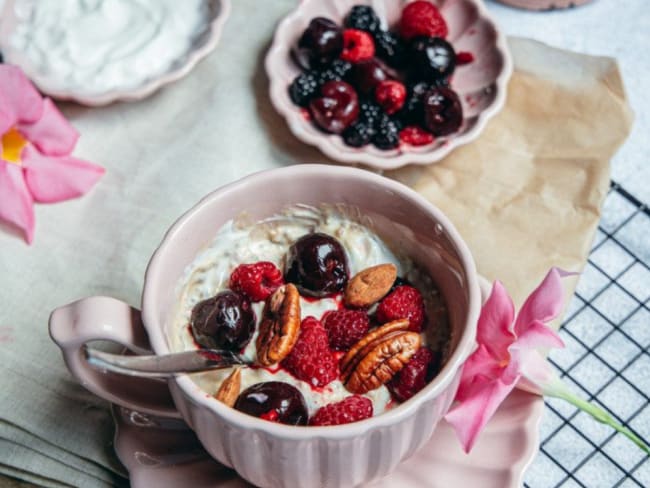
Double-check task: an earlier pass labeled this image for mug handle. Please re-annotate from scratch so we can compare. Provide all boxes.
[49,296,181,418]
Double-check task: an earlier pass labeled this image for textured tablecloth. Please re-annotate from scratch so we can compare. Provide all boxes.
[0,0,632,486]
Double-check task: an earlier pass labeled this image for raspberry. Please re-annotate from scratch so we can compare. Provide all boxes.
[400,1,448,40]
[309,395,373,426]
[341,29,375,63]
[387,347,439,402]
[456,51,474,65]
[229,262,284,302]
[399,125,434,146]
[375,80,406,115]
[323,310,370,350]
[375,285,426,331]
[281,316,338,388]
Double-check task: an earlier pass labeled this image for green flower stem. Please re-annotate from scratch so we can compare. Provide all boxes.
[543,379,650,455]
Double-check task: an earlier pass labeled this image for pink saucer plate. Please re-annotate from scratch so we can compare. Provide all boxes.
[113,390,542,488]
[112,277,543,488]
[0,0,231,106]
[265,0,513,170]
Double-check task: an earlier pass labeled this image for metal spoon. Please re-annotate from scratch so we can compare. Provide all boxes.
[84,347,250,378]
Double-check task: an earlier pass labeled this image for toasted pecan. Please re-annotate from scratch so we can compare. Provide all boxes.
[214,367,241,407]
[345,263,397,308]
[344,331,420,394]
[340,318,410,379]
[256,284,301,366]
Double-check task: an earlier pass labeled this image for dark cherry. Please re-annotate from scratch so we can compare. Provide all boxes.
[234,382,308,425]
[423,86,463,136]
[297,17,343,68]
[285,232,349,297]
[407,36,456,83]
[190,291,255,352]
[397,81,430,125]
[349,58,388,95]
[309,81,359,134]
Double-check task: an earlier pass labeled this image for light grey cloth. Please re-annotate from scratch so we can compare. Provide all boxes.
[0,1,309,485]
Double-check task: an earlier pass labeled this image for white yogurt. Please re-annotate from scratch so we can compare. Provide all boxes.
[170,206,445,416]
[7,0,208,95]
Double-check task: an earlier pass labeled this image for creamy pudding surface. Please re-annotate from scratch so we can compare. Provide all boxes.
[7,0,209,96]
[170,206,449,419]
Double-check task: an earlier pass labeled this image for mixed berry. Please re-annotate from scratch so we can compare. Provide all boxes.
[288,1,469,150]
[189,231,446,426]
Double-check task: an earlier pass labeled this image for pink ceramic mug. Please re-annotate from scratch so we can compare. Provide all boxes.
[49,164,481,488]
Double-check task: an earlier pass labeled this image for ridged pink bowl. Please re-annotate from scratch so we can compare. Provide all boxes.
[0,0,231,106]
[266,0,512,170]
[49,165,482,488]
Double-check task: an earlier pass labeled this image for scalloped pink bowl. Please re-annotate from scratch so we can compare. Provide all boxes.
[49,165,482,488]
[266,0,512,170]
[0,0,231,106]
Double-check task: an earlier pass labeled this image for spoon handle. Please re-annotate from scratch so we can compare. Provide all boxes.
[85,347,249,378]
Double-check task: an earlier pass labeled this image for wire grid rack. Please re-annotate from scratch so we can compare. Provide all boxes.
[524,182,650,487]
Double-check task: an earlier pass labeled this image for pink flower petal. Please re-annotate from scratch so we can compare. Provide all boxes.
[514,349,559,393]
[445,376,519,453]
[514,268,566,336]
[21,146,104,203]
[17,98,79,156]
[455,344,503,402]
[0,65,43,127]
[477,281,516,361]
[512,320,565,351]
[0,161,35,243]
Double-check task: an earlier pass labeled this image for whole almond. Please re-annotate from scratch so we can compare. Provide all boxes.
[345,263,397,308]
[214,367,241,407]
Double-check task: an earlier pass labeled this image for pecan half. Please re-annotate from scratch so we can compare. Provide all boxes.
[345,263,397,308]
[344,331,420,394]
[214,367,241,407]
[256,284,301,366]
[340,318,410,378]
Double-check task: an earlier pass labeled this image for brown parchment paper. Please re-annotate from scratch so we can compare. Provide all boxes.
[390,37,634,312]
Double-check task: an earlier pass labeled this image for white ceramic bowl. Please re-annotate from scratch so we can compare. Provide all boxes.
[0,0,231,106]
[50,165,482,488]
[266,0,512,170]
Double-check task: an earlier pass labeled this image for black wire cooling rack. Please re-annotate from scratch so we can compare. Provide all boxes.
[524,182,650,487]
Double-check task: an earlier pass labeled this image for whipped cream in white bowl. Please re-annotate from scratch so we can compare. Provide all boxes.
[0,0,231,105]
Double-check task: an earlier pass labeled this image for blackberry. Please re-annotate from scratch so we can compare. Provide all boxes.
[359,100,383,128]
[373,31,405,68]
[330,59,353,79]
[344,5,381,33]
[289,72,319,107]
[317,69,340,86]
[373,116,400,150]
[343,122,374,147]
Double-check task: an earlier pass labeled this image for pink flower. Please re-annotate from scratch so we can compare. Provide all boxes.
[0,65,104,244]
[445,268,567,453]
[445,268,650,455]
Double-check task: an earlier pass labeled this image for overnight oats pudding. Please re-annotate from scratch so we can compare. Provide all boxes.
[170,206,450,426]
